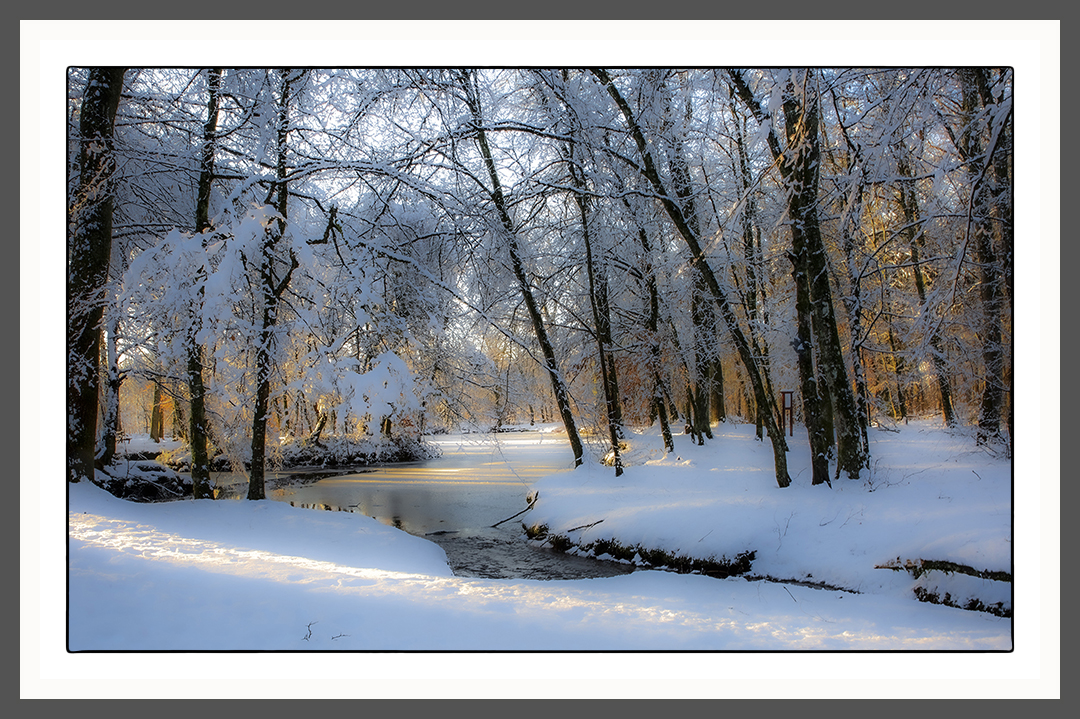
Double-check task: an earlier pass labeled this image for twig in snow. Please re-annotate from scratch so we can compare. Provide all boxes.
[775,511,795,550]
[566,519,604,533]
[302,621,317,641]
[491,492,539,528]
[784,586,797,603]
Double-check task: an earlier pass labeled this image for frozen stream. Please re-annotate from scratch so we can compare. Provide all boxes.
[209,432,635,581]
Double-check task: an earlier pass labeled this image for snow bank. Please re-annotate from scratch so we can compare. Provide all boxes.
[526,420,1011,609]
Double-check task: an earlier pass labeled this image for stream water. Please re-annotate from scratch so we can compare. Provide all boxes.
[208,432,635,581]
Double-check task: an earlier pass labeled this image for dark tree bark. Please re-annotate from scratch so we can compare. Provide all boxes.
[188,68,222,500]
[689,274,716,441]
[67,67,126,483]
[886,318,908,421]
[150,381,164,442]
[959,69,1011,446]
[710,359,726,424]
[98,309,124,467]
[788,251,831,486]
[543,69,626,471]
[780,72,867,478]
[729,69,868,479]
[571,155,625,475]
[249,69,301,500]
[592,68,791,488]
[462,70,585,467]
[172,383,186,441]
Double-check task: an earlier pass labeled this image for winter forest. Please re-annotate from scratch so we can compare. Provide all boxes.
[67,67,1013,493]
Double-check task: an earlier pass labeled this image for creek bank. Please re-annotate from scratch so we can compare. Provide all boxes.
[96,435,437,502]
[524,521,1011,616]
[876,557,1013,617]
[524,521,756,579]
[91,459,193,502]
[154,435,438,473]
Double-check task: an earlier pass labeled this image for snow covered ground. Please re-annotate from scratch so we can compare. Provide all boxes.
[30,420,1056,698]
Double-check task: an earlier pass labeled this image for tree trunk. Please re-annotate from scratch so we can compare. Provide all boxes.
[831,134,871,455]
[616,178,674,452]
[593,68,790,487]
[638,221,675,453]
[98,310,123,467]
[710,359,726,423]
[67,67,125,482]
[886,319,908,421]
[249,69,300,500]
[690,275,715,441]
[188,68,222,500]
[788,251,831,486]
[959,69,1010,446]
[728,69,874,479]
[171,383,186,441]
[574,177,624,474]
[187,348,212,498]
[150,382,164,442]
[563,107,625,473]
[463,71,585,467]
[730,95,776,440]
[666,84,715,443]
[896,155,956,427]
[780,72,867,478]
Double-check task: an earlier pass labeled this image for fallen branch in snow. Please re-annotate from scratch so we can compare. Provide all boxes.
[491,492,540,527]
[874,557,1011,582]
[566,519,605,533]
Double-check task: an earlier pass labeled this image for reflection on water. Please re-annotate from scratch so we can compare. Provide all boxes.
[284,499,633,580]
[205,434,634,581]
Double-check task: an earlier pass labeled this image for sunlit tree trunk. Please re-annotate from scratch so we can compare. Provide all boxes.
[611,172,674,451]
[150,381,164,442]
[67,67,126,483]
[896,155,956,427]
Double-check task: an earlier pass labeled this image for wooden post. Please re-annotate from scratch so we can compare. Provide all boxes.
[780,390,795,437]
